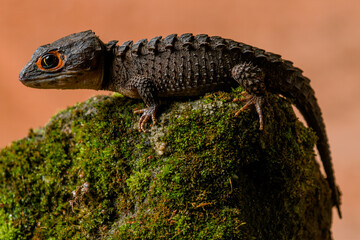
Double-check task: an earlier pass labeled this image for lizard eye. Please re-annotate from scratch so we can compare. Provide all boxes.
[41,54,59,69]
[36,50,65,71]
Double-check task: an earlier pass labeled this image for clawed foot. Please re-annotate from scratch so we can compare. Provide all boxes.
[233,93,264,130]
[134,105,158,132]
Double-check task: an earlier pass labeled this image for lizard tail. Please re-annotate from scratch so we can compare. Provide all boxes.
[298,94,341,218]
[279,70,342,218]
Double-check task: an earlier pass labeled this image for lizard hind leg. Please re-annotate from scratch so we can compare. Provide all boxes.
[231,62,266,130]
[127,75,160,132]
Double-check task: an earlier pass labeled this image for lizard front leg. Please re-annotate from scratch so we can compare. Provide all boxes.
[126,76,160,132]
[232,62,266,130]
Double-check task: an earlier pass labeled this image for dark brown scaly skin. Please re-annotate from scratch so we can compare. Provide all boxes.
[19,30,341,218]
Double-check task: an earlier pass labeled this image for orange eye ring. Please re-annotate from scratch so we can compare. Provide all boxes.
[36,50,65,71]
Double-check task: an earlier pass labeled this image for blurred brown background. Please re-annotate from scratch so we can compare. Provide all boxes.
[1,0,359,238]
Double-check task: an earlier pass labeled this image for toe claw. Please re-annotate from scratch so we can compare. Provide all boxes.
[234,94,264,130]
[133,105,159,132]
[233,92,253,104]
[134,109,145,114]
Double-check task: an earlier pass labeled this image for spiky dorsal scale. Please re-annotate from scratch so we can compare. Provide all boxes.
[148,36,162,53]
[163,34,177,49]
[209,36,226,49]
[194,34,210,47]
[132,39,148,56]
[264,52,283,62]
[178,33,194,47]
[118,40,133,56]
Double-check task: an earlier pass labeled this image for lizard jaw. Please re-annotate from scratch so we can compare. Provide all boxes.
[19,67,104,90]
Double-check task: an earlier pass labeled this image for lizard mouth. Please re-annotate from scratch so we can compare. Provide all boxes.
[19,66,104,90]
[19,71,81,89]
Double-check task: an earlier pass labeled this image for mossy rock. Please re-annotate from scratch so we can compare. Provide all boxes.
[0,88,332,239]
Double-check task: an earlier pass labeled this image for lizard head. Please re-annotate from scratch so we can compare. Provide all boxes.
[19,30,106,90]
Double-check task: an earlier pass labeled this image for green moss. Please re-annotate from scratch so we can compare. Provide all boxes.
[0,89,332,239]
[0,208,22,239]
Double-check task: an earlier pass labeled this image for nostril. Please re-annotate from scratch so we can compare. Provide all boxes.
[19,71,28,81]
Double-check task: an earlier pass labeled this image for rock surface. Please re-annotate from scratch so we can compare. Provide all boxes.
[0,89,332,239]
